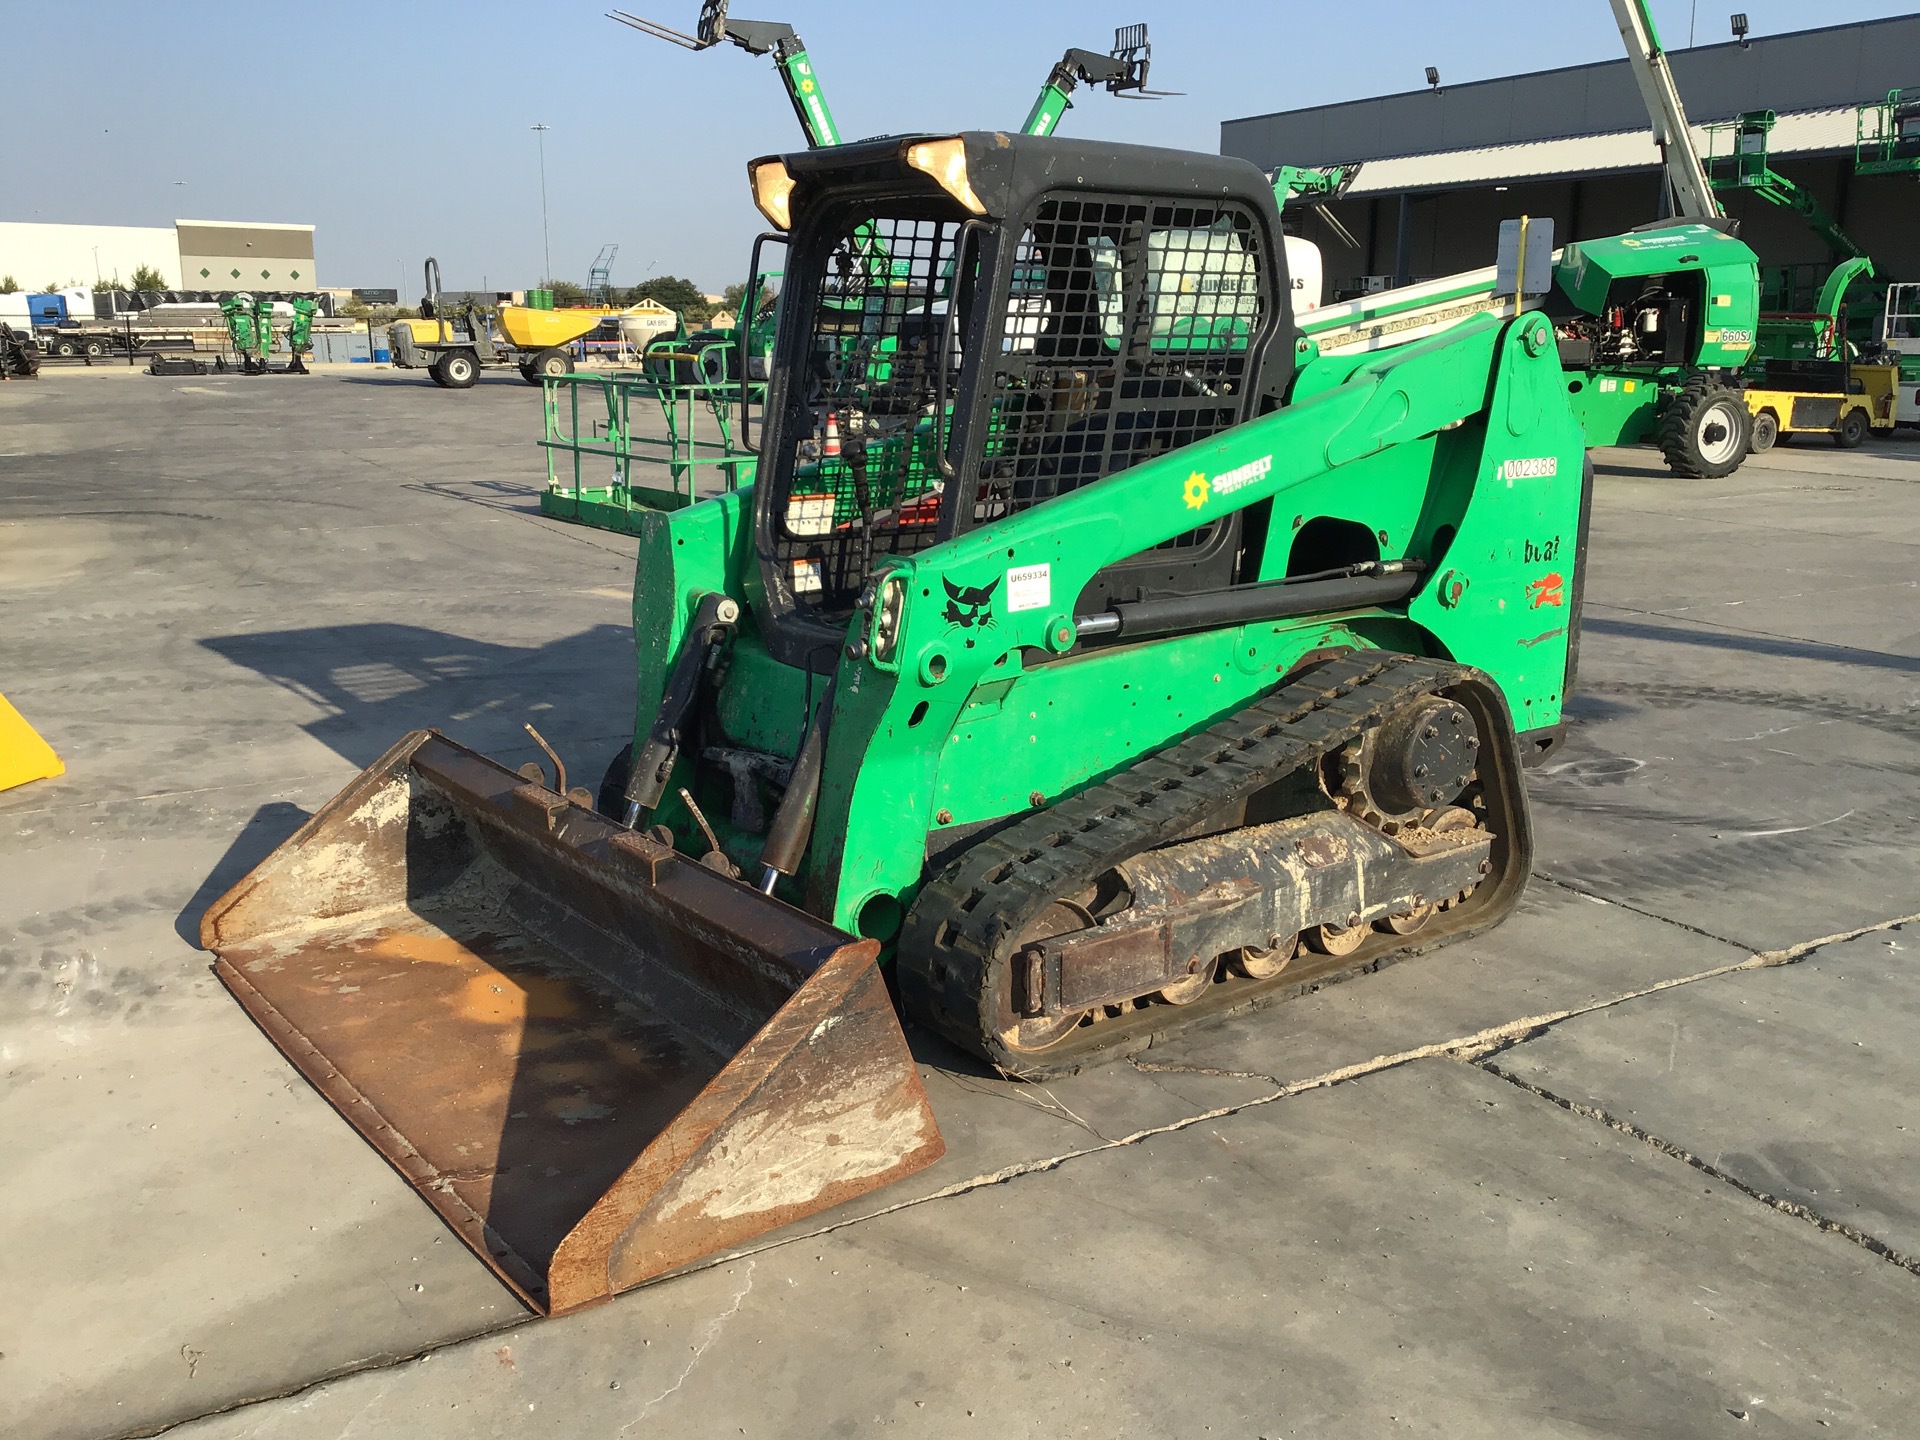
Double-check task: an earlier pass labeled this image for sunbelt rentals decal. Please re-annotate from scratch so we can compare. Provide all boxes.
[1184,454,1273,509]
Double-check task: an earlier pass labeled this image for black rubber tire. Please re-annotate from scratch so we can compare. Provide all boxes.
[1749,409,1778,453]
[1833,407,1871,449]
[528,346,571,382]
[595,744,635,821]
[51,338,78,358]
[1659,375,1751,479]
[695,340,732,387]
[518,360,538,384]
[82,338,107,358]
[427,354,452,387]
[440,350,479,389]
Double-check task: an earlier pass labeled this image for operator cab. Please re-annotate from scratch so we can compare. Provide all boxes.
[742,132,1298,670]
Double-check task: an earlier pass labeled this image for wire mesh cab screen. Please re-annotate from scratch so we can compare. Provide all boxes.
[976,196,1264,556]
[769,213,967,618]
[766,194,1269,623]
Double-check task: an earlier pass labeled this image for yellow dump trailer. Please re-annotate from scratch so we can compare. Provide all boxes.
[496,306,616,351]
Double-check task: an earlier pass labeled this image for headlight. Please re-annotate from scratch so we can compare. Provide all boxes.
[749,159,797,230]
[905,138,986,215]
[873,574,907,664]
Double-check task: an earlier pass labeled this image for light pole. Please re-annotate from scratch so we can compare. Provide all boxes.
[532,123,552,287]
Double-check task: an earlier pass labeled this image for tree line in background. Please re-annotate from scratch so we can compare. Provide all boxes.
[0,265,170,294]
[540,275,775,324]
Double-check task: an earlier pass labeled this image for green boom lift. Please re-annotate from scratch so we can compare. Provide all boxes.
[1706,110,1866,263]
[1856,88,1920,178]
[1703,107,1894,358]
[205,126,1606,1315]
[1284,0,1762,478]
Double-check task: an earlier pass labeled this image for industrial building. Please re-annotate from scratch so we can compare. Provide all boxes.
[0,218,317,292]
[1222,14,1918,298]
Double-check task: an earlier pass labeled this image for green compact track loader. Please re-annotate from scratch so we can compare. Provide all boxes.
[201,131,1591,1315]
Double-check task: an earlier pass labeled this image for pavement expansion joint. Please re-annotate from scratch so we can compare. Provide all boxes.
[129,910,1920,1436]
[690,910,1920,1268]
[126,1320,529,1440]
[1470,1055,1920,1280]
[1131,1058,1289,1086]
[1532,870,1752,950]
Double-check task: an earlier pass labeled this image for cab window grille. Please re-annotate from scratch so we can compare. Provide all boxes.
[973,197,1265,550]
[771,214,970,617]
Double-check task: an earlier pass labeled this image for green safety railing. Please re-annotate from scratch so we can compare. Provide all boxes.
[538,340,762,532]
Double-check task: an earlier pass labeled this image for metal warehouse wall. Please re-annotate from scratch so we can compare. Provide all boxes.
[0,223,181,289]
[1292,158,1918,297]
[1223,16,1920,168]
[176,222,317,289]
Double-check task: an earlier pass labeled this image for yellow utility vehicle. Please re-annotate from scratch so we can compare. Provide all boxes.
[1746,357,1898,451]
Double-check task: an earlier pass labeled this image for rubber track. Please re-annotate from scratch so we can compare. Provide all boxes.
[900,651,1484,1077]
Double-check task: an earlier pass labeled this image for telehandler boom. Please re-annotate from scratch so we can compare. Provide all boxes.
[203,131,1593,1314]
[610,3,1168,145]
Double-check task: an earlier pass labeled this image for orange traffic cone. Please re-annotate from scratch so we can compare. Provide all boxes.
[823,411,841,459]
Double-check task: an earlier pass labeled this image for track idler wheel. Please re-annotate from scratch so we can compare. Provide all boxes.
[1229,933,1299,980]
[1308,922,1368,957]
[1004,898,1096,1053]
[1382,902,1436,935]
[1156,956,1216,1005]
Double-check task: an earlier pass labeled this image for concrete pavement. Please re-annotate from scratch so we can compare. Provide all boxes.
[2,369,1915,1437]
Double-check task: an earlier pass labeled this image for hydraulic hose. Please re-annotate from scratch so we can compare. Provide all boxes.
[757,671,838,894]
[621,591,739,829]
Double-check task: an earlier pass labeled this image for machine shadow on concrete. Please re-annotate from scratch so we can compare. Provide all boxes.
[1582,616,1920,674]
[405,479,549,518]
[173,800,312,946]
[199,622,638,773]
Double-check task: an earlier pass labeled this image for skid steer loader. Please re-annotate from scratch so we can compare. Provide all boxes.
[202,131,1589,1315]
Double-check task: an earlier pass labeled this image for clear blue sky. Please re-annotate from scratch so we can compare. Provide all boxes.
[0,1,1899,296]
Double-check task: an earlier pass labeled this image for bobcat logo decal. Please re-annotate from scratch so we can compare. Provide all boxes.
[1527,572,1566,609]
[942,575,1000,630]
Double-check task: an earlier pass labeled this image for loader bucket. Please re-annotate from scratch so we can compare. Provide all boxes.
[199,731,944,1317]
